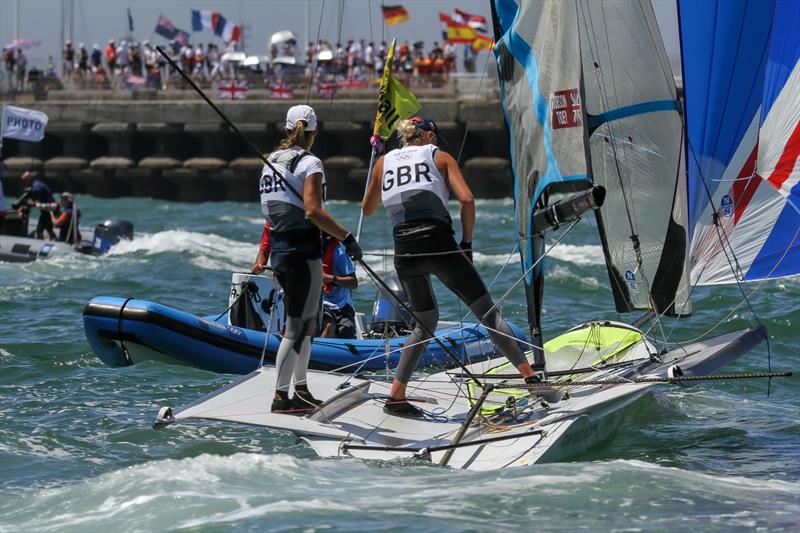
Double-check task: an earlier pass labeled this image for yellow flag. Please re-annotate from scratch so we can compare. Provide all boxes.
[373,40,420,139]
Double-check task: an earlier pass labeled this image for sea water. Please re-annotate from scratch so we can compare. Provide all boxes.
[1,196,797,532]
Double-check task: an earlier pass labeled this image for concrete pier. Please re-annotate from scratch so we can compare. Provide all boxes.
[0,89,513,201]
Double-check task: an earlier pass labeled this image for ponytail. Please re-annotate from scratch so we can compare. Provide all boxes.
[396,119,424,147]
[278,120,308,149]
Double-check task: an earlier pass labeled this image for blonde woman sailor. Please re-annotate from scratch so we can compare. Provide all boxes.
[260,104,362,413]
[362,117,539,418]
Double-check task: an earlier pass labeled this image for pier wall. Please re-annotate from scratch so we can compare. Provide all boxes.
[0,90,511,202]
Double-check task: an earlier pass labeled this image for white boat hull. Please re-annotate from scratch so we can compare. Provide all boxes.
[159,324,766,471]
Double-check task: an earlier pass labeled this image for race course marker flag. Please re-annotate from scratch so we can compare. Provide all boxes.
[1,105,48,142]
[374,39,420,139]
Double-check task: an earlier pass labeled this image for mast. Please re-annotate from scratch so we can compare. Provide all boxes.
[491,0,594,374]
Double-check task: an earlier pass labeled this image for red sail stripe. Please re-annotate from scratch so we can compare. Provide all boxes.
[766,120,800,191]
[732,145,760,225]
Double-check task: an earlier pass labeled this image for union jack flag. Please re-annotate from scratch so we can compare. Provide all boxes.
[268,80,295,99]
[317,80,336,98]
[217,80,249,100]
[336,72,369,90]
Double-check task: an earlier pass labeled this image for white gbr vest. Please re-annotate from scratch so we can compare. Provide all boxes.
[259,147,325,233]
[381,144,451,226]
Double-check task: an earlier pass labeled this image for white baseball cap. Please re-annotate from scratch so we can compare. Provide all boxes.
[285,104,317,132]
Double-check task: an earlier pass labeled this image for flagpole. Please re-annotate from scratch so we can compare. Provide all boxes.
[355,39,397,242]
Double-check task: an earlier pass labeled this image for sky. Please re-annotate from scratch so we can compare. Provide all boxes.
[0,0,680,70]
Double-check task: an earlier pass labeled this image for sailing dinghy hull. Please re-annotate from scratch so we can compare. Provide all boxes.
[157,324,766,470]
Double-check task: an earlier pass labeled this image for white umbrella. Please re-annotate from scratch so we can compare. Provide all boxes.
[220,51,247,63]
[3,38,42,51]
[269,31,297,47]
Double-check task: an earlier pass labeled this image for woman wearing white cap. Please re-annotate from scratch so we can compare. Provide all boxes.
[362,117,538,417]
[260,104,362,413]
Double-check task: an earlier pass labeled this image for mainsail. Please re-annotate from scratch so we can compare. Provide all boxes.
[679,0,800,285]
[491,0,591,365]
[492,0,692,334]
[578,1,691,315]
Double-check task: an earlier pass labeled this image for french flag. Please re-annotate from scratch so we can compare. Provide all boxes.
[191,10,241,43]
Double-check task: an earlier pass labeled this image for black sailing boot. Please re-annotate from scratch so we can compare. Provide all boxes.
[291,384,323,412]
[271,390,295,414]
[383,397,424,418]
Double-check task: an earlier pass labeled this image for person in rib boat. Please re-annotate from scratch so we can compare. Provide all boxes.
[362,117,539,417]
[260,104,362,413]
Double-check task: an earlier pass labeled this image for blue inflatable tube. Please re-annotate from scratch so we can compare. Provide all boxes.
[83,296,528,374]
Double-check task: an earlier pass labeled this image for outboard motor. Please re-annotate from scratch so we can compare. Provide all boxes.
[92,219,134,254]
[370,275,414,338]
[228,273,284,333]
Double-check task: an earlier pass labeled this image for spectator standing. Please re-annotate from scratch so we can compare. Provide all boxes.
[463,44,476,73]
[46,55,56,78]
[207,44,221,80]
[90,44,102,70]
[78,44,89,77]
[376,41,386,74]
[364,41,375,75]
[15,49,27,91]
[443,42,456,73]
[117,41,129,76]
[3,47,15,91]
[62,40,74,79]
[105,40,117,77]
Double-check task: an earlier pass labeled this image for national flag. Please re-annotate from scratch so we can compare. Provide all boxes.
[217,80,249,100]
[454,8,488,33]
[191,10,214,32]
[439,12,454,40]
[382,5,409,27]
[472,34,494,53]
[1,105,49,142]
[155,15,178,40]
[317,80,336,98]
[447,22,478,44]
[191,9,241,43]
[155,15,190,45]
[125,75,147,88]
[373,40,420,139]
[269,80,295,99]
[127,7,134,33]
[174,29,190,46]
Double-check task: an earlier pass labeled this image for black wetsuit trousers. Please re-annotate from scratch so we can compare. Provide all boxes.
[392,220,527,384]
[270,247,322,392]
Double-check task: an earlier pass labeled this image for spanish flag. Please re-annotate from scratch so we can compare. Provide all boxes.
[374,40,420,139]
[382,5,409,27]
[446,22,478,44]
[472,34,494,53]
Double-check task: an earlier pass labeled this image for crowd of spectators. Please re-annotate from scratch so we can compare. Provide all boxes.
[2,35,478,94]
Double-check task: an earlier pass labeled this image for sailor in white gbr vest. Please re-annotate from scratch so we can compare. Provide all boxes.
[260,104,362,413]
[362,117,539,417]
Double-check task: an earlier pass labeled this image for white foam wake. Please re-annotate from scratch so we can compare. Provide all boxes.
[547,244,604,266]
[108,230,255,271]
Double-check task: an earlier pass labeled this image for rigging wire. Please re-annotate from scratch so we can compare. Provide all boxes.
[305,0,327,102]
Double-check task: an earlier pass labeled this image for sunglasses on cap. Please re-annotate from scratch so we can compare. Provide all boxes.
[410,116,446,145]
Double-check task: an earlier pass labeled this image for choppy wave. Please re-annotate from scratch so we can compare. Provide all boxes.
[108,230,254,271]
[547,244,605,266]
[1,453,796,532]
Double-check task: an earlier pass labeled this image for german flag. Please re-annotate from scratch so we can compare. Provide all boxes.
[382,5,409,27]
[446,22,478,44]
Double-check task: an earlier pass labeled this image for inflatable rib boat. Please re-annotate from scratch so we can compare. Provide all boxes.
[0,212,133,262]
[83,274,528,375]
